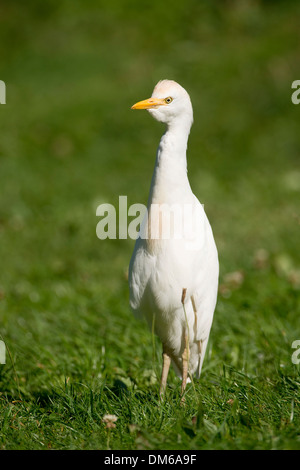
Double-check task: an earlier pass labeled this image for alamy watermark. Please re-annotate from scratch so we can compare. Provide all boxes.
[0,80,6,104]
[291,340,300,365]
[291,80,300,105]
[0,340,5,364]
[96,196,207,250]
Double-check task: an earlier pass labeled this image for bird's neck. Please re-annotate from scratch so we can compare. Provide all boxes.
[148,121,192,207]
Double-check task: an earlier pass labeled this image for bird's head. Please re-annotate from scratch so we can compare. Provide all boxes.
[131,80,193,129]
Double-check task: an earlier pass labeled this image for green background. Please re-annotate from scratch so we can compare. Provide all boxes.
[0,0,299,449]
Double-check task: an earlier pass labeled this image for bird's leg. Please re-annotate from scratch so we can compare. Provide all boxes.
[160,348,171,399]
[181,333,189,404]
[191,294,202,356]
[181,288,190,404]
[191,295,197,329]
[181,288,187,305]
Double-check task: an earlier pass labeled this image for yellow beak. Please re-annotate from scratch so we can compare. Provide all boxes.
[131,97,166,110]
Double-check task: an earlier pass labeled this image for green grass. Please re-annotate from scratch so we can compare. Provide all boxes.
[0,0,300,450]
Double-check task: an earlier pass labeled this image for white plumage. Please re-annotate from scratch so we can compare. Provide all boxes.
[129,80,219,398]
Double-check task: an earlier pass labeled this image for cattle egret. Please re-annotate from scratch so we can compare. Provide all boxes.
[129,80,219,400]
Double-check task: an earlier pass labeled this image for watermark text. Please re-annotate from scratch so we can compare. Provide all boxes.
[96,196,206,250]
[291,80,300,105]
[291,340,300,364]
[0,80,6,104]
[0,340,5,364]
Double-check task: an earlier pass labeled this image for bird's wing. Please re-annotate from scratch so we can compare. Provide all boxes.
[187,196,219,376]
[128,237,155,318]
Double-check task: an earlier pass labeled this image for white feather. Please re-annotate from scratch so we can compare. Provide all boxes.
[129,80,219,382]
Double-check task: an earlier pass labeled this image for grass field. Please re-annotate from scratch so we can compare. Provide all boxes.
[0,0,300,450]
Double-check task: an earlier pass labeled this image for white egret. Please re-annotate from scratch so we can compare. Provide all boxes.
[129,80,219,399]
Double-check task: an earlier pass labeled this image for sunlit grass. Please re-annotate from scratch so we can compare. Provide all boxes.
[0,0,300,450]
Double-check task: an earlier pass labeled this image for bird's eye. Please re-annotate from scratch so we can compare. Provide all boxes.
[164,97,173,104]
